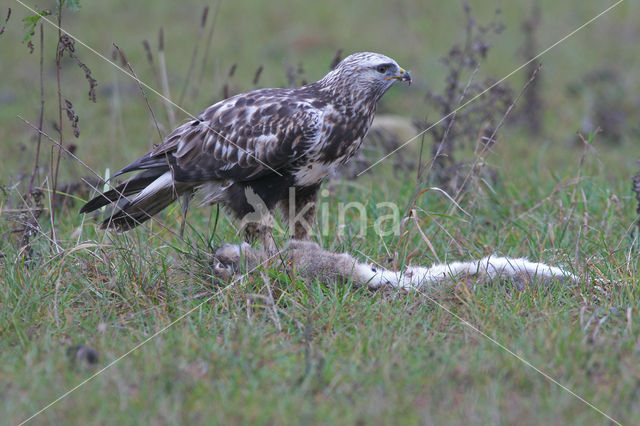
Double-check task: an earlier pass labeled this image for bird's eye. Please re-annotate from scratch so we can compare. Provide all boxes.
[376,65,389,73]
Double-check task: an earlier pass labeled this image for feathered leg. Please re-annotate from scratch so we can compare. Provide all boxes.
[244,222,277,255]
[281,185,320,240]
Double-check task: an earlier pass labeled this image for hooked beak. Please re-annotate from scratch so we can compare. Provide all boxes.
[385,68,412,85]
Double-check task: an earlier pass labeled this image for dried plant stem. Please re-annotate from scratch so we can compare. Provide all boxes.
[450,64,542,211]
[51,4,63,245]
[178,6,209,105]
[17,116,207,257]
[633,162,640,234]
[403,68,478,221]
[415,133,426,182]
[258,272,282,332]
[0,7,10,36]
[221,63,236,100]
[198,0,222,86]
[19,23,47,258]
[110,52,125,159]
[521,1,542,134]
[252,65,263,86]
[429,67,479,182]
[485,65,541,149]
[28,23,45,200]
[113,43,163,144]
[142,39,162,91]
[158,28,176,127]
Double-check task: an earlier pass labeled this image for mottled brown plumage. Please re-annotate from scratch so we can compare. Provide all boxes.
[80,52,411,249]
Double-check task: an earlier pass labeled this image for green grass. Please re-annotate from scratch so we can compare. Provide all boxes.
[2,0,640,424]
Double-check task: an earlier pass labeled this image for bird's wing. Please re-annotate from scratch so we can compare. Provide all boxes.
[115,88,323,182]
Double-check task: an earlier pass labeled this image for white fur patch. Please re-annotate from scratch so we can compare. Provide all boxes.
[402,256,576,289]
[213,241,578,292]
[353,255,576,290]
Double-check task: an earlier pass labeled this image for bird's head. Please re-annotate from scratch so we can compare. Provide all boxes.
[320,52,411,100]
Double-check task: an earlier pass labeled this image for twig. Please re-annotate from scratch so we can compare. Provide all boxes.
[157,27,176,127]
[178,6,208,105]
[113,43,163,144]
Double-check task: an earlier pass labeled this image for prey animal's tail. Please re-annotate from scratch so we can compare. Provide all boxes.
[211,240,579,291]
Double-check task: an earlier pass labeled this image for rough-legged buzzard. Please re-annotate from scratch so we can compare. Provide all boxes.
[80,52,411,251]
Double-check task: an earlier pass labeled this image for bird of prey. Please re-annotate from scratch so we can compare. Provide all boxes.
[80,52,411,252]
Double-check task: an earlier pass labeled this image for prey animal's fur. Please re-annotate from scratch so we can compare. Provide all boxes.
[212,240,577,291]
